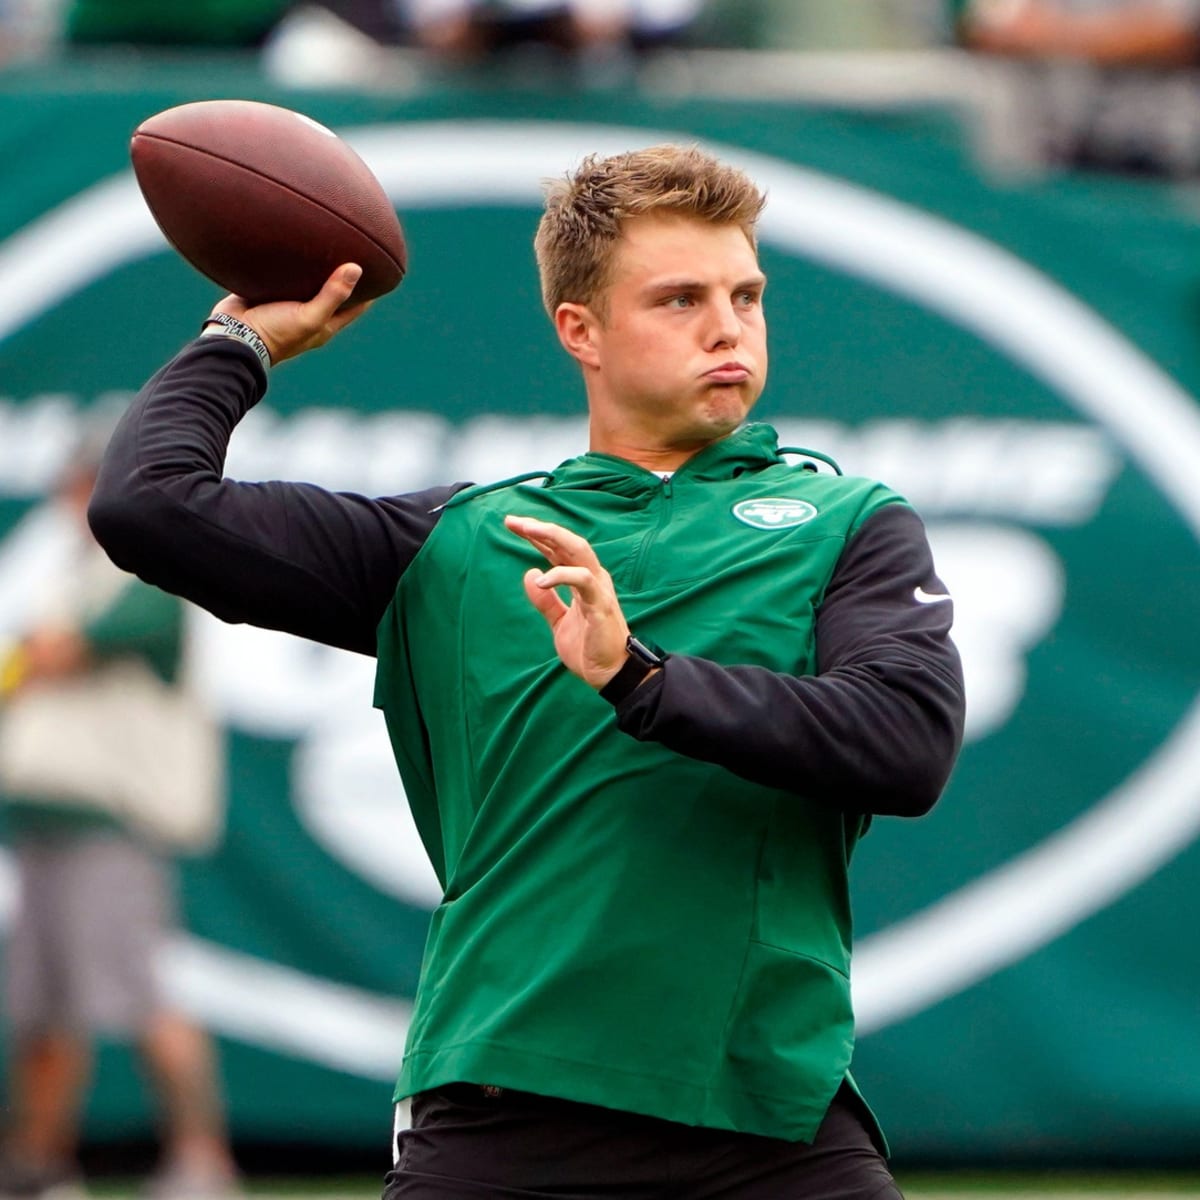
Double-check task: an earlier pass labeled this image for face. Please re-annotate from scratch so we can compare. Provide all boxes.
[558,212,768,466]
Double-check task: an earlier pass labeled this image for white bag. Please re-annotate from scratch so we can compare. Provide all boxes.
[0,656,224,853]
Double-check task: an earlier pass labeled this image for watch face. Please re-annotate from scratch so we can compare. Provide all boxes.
[627,636,664,667]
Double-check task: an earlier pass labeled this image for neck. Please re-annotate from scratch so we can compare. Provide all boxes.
[587,415,735,473]
[587,431,715,473]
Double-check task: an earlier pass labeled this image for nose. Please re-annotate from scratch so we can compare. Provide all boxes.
[705,297,741,351]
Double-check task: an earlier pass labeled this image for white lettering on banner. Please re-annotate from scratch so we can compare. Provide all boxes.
[228,406,453,496]
[773,417,1120,525]
[0,121,1197,1061]
[453,414,589,488]
[0,395,1120,525]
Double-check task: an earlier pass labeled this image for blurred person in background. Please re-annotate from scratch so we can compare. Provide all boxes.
[725,0,953,51]
[0,0,66,63]
[399,0,704,65]
[0,429,237,1200]
[963,0,1200,63]
[959,0,1200,175]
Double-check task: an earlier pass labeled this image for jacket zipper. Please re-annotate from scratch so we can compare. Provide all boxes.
[628,475,674,590]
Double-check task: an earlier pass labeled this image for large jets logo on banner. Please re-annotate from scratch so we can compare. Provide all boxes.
[0,122,1198,1074]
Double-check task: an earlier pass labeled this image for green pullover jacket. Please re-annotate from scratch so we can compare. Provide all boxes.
[375,422,959,1142]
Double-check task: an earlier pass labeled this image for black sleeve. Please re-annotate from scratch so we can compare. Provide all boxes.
[88,336,469,656]
[613,503,966,817]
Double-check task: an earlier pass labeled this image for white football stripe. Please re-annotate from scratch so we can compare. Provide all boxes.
[158,935,411,1080]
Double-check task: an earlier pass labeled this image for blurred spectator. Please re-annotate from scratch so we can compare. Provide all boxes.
[960,0,1200,176]
[398,0,704,65]
[0,0,66,62]
[733,0,954,51]
[0,433,235,1200]
[963,0,1200,63]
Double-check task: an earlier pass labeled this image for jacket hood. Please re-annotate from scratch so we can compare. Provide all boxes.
[441,423,793,511]
[547,423,786,498]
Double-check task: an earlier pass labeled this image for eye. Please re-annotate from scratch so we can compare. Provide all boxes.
[736,290,760,307]
[668,294,694,309]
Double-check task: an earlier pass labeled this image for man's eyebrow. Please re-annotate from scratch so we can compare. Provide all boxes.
[643,273,768,295]
[644,278,705,295]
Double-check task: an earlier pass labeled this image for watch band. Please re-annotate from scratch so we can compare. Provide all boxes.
[599,635,667,706]
[201,311,272,374]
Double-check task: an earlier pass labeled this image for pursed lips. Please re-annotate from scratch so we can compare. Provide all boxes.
[703,362,751,383]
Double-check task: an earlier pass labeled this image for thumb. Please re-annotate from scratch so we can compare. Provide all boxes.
[522,567,568,627]
[309,262,363,320]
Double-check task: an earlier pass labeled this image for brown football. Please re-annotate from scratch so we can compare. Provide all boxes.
[130,99,406,306]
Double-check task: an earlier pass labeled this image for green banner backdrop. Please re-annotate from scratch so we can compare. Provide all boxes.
[0,61,1198,1166]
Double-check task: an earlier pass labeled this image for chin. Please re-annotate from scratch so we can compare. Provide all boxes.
[676,416,743,452]
[701,393,754,436]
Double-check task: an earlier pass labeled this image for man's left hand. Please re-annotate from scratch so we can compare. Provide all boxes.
[504,515,629,690]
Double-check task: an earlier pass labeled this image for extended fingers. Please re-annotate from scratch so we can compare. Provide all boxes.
[532,564,606,602]
[504,515,601,568]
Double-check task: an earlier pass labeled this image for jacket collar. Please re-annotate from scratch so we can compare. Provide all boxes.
[547,423,784,497]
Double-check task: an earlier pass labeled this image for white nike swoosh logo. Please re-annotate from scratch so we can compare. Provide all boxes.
[914,587,951,604]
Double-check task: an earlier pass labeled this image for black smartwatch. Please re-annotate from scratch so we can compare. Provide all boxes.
[599,634,668,706]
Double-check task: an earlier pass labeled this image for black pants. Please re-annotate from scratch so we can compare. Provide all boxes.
[384,1082,903,1199]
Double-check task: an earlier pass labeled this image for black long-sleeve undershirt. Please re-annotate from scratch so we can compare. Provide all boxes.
[90,337,466,655]
[89,335,964,816]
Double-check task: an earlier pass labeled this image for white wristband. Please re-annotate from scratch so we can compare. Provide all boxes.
[201,312,272,373]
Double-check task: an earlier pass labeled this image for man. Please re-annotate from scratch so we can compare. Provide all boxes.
[0,443,237,1200]
[89,145,965,1198]
[960,0,1200,176]
[963,0,1200,63]
[401,0,703,62]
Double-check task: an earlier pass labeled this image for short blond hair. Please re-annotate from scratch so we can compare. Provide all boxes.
[534,144,766,318]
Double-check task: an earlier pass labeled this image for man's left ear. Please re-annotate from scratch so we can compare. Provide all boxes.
[554,302,601,368]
